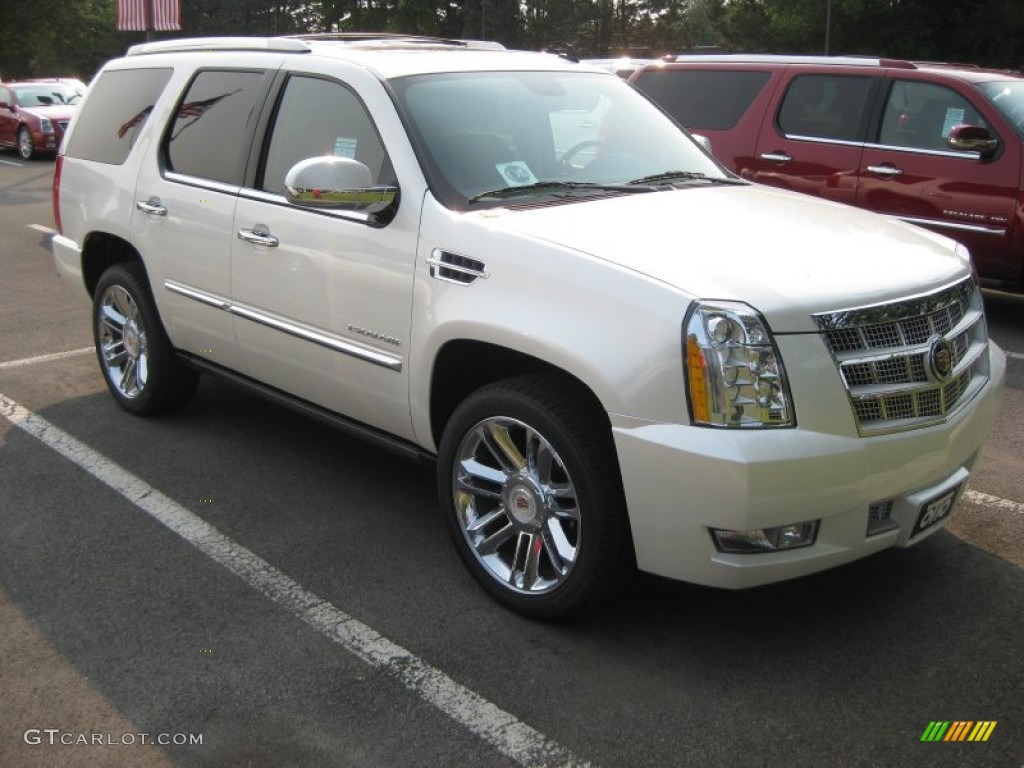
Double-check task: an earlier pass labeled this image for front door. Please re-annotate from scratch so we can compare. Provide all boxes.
[856,77,1019,281]
[230,72,419,441]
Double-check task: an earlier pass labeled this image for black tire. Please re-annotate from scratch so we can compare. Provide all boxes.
[17,127,35,160]
[93,261,199,415]
[437,374,634,618]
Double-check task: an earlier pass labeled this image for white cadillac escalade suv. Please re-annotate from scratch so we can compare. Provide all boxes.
[51,35,1005,617]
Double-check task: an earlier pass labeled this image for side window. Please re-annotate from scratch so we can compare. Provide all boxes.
[63,68,173,165]
[260,75,390,195]
[777,74,873,141]
[633,70,772,130]
[166,70,267,186]
[878,80,992,150]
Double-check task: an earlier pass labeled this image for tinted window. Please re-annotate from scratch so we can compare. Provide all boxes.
[166,70,267,186]
[879,80,993,150]
[634,69,771,130]
[777,74,873,141]
[260,75,390,195]
[63,68,172,165]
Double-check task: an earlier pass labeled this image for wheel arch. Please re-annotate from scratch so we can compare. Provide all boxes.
[429,339,610,450]
[81,232,144,298]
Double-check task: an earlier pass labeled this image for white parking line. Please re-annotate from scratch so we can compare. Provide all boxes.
[28,223,56,234]
[0,348,93,370]
[1006,350,1024,361]
[0,392,589,768]
[0,159,25,167]
[964,489,1024,515]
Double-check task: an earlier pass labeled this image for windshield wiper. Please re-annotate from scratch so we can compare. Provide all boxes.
[467,180,655,204]
[627,171,746,186]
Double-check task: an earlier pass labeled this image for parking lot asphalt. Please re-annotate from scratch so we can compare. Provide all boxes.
[1,155,1022,767]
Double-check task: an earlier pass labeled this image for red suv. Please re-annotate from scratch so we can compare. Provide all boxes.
[631,56,1024,290]
[0,81,80,160]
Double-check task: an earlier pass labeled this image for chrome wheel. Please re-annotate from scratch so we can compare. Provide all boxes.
[17,127,34,160]
[98,284,149,400]
[453,416,581,595]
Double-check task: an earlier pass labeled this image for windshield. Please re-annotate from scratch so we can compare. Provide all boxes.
[391,70,727,209]
[977,80,1024,139]
[13,84,81,107]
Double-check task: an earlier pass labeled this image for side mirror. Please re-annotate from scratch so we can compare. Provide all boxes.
[947,125,999,158]
[284,156,398,215]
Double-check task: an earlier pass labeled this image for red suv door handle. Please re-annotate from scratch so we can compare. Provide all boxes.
[759,152,792,163]
[867,164,903,177]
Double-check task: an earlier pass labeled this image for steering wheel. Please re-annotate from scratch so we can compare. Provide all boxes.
[558,140,606,170]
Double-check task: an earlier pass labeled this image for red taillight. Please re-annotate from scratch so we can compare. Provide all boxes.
[52,155,63,234]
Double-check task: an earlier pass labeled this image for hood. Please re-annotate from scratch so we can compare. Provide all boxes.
[478,184,969,333]
[20,104,75,122]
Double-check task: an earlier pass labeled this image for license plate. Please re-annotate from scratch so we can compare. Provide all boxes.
[911,484,961,538]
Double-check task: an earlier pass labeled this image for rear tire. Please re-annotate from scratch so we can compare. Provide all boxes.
[93,262,199,415]
[437,374,634,618]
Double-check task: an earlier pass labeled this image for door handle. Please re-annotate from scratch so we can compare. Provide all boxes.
[237,228,279,248]
[867,164,903,177]
[759,152,792,163]
[136,199,167,216]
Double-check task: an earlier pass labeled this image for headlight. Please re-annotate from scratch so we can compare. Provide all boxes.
[684,300,794,428]
[40,117,54,133]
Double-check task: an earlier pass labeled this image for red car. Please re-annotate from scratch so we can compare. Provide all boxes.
[0,81,81,160]
[630,56,1024,291]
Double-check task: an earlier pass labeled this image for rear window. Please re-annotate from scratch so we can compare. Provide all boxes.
[165,69,269,186]
[633,69,771,130]
[777,74,874,142]
[63,68,172,165]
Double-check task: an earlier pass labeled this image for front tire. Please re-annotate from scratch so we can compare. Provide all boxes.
[93,262,199,415]
[17,127,35,160]
[438,375,634,618]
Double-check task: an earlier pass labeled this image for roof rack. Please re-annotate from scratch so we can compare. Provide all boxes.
[288,32,505,51]
[664,53,917,69]
[127,37,310,56]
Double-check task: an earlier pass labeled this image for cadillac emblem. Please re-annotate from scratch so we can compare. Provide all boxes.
[927,336,955,383]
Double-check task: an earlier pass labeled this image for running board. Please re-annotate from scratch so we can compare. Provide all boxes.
[178,353,436,467]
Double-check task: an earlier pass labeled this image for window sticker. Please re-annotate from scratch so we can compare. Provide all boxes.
[942,108,965,137]
[496,161,538,187]
[334,137,358,158]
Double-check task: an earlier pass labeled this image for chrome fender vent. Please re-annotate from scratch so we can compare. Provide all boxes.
[427,249,488,286]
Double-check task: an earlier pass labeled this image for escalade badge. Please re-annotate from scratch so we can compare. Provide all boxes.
[927,336,954,383]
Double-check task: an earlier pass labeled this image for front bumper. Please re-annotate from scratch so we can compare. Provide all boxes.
[612,343,1006,589]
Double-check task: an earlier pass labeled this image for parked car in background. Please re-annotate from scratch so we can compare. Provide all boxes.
[0,80,81,159]
[630,55,1024,291]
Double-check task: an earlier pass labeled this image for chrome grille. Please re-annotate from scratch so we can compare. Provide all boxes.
[814,278,989,436]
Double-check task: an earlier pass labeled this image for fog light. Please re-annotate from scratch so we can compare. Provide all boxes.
[711,521,819,554]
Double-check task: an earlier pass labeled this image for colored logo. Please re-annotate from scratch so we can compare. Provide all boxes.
[920,721,996,742]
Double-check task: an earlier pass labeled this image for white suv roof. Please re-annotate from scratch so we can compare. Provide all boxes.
[125,34,597,79]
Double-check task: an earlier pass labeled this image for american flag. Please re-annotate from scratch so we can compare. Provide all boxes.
[117,0,181,31]
[117,105,154,138]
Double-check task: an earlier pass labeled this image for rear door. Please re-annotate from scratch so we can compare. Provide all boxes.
[856,73,1019,281]
[133,64,276,375]
[750,68,881,205]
